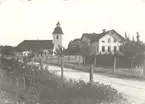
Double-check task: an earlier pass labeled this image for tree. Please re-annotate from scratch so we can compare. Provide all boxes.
[79,41,94,84]
[67,38,81,55]
[55,45,65,79]
[79,40,91,64]
[121,32,145,68]
[1,45,15,57]
[88,53,95,84]
[113,52,124,74]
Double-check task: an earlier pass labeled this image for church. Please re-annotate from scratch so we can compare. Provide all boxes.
[16,21,64,56]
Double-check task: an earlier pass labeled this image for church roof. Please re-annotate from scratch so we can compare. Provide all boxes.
[16,40,54,53]
[52,26,63,34]
[52,22,63,34]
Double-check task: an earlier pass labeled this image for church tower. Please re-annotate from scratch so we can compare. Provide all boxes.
[52,21,64,54]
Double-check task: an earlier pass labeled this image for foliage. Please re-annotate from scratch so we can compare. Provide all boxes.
[40,79,128,104]
[78,40,91,64]
[132,65,144,78]
[79,40,91,57]
[25,52,35,61]
[84,53,144,69]
[67,38,81,55]
[122,33,145,57]
[0,57,19,72]
[120,33,145,69]
[54,45,65,79]
[122,41,145,58]
[134,52,145,66]
[54,45,65,57]
[0,45,15,56]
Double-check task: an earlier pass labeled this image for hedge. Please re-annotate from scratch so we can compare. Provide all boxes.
[85,54,145,69]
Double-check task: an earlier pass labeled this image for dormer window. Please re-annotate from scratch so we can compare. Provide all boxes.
[56,35,59,39]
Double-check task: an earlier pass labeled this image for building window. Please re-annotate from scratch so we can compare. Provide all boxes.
[114,38,117,43]
[108,46,111,52]
[114,46,117,52]
[102,40,105,43]
[108,38,111,43]
[56,35,59,39]
[102,46,105,52]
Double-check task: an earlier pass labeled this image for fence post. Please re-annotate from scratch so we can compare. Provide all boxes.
[113,57,116,74]
[143,60,145,77]
[94,56,96,69]
[60,57,64,79]
[90,64,93,84]
[83,56,86,64]
[89,54,94,84]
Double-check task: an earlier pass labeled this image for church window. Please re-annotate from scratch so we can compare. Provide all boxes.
[56,35,59,39]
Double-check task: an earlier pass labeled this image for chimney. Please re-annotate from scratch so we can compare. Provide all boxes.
[136,32,140,41]
[102,29,106,33]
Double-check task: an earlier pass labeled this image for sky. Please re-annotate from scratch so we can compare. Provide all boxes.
[0,0,145,48]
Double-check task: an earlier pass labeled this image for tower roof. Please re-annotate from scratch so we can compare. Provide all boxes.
[56,21,60,26]
[52,21,63,35]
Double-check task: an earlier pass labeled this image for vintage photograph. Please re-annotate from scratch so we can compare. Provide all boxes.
[0,0,145,104]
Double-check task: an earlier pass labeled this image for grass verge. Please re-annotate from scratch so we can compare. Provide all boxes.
[48,61,145,81]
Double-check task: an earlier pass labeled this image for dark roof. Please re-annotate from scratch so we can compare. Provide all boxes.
[52,22,63,34]
[52,26,63,34]
[81,29,125,43]
[16,40,54,53]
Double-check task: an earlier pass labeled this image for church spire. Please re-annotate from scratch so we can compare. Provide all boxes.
[56,21,60,26]
[136,32,140,42]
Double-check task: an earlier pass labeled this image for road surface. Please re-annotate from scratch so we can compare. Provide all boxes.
[44,64,145,104]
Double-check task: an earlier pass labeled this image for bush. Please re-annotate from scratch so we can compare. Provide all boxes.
[39,79,128,104]
[0,57,19,72]
[132,65,144,78]
[85,54,114,67]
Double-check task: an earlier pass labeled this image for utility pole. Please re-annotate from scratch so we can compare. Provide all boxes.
[109,14,117,74]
